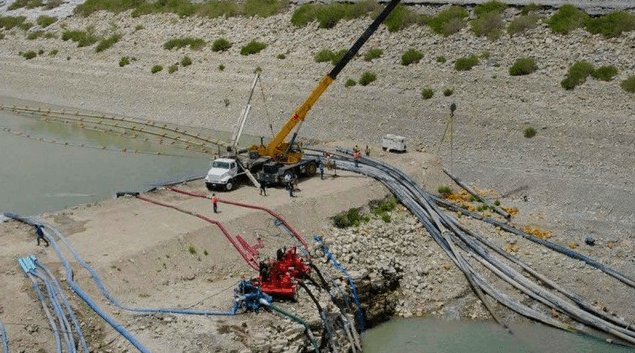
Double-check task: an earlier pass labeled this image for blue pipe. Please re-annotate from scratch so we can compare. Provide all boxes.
[0,315,8,353]
[34,272,74,353]
[314,236,365,331]
[25,272,62,353]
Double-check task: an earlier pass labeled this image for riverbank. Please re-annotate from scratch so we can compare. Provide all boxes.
[0,5,634,352]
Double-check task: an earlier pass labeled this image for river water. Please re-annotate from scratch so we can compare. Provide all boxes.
[2,97,632,351]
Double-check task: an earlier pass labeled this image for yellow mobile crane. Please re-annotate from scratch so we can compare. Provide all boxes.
[248,0,401,186]
[205,0,400,191]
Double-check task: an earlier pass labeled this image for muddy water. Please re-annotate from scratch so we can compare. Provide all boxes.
[0,97,235,215]
[362,318,633,353]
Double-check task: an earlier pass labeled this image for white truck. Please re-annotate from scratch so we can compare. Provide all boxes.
[381,134,407,153]
[204,158,242,191]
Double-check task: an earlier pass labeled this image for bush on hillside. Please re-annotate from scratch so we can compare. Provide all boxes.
[421,87,433,99]
[119,56,130,67]
[243,0,284,18]
[22,50,37,59]
[314,48,334,63]
[27,30,45,40]
[454,55,479,71]
[470,11,504,40]
[212,38,232,52]
[428,6,468,36]
[474,1,507,16]
[621,76,635,93]
[507,14,539,35]
[180,56,192,67]
[95,33,121,52]
[547,4,588,34]
[585,11,635,38]
[36,15,57,27]
[591,65,618,81]
[345,79,356,87]
[151,65,163,73]
[400,48,423,66]
[560,60,594,90]
[364,47,383,62]
[359,72,376,86]
[62,29,99,47]
[384,3,422,32]
[509,57,538,76]
[163,37,206,50]
[240,40,267,55]
[521,3,541,15]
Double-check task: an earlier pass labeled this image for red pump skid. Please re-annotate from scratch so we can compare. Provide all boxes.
[258,247,310,297]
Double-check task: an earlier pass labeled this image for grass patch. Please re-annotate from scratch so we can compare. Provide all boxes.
[509,57,538,76]
[585,11,635,38]
[345,79,356,87]
[621,75,635,93]
[358,72,376,86]
[524,126,536,138]
[95,33,121,52]
[437,56,447,63]
[381,214,391,223]
[180,56,192,67]
[521,3,541,15]
[331,49,347,65]
[119,56,130,67]
[27,30,45,40]
[218,64,225,71]
[212,37,232,52]
[62,28,99,47]
[163,37,206,50]
[240,40,266,55]
[0,16,27,30]
[547,4,588,34]
[49,49,58,56]
[333,207,367,228]
[22,50,37,59]
[188,245,196,254]
[591,65,617,81]
[134,24,144,31]
[384,3,426,32]
[438,185,452,197]
[560,60,594,90]
[471,11,504,40]
[168,64,178,73]
[373,197,397,215]
[428,6,468,36]
[443,88,454,96]
[75,0,145,17]
[151,65,163,73]
[44,32,56,39]
[276,53,286,59]
[18,22,34,31]
[401,48,423,66]
[314,48,334,63]
[291,1,381,29]
[364,47,383,62]
[421,87,433,99]
[36,15,57,27]
[474,1,507,16]
[0,33,4,40]
[243,0,284,18]
[454,55,479,71]
[507,14,539,35]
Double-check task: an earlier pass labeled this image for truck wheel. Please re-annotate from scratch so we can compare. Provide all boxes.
[206,183,214,191]
[225,180,234,191]
[306,162,317,176]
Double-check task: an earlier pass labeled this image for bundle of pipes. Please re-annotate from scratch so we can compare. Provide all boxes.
[307,148,635,347]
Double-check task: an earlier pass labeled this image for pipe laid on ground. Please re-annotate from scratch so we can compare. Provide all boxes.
[0,315,7,353]
[261,300,320,353]
[443,169,511,219]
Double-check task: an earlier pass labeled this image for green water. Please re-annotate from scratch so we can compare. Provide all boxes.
[0,99,217,215]
[362,318,634,353]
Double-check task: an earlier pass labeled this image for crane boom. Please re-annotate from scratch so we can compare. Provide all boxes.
[256,0,401,161]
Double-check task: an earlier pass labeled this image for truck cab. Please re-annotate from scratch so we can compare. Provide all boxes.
[205,158,241,191]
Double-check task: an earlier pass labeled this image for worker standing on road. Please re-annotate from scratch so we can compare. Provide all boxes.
[35,224,49,247]
[365,145,370,156]
[212,193,219,213]
[284,173,294,197]
[353,150,361,168]
[319,162,324,180]
[259,180,267,196]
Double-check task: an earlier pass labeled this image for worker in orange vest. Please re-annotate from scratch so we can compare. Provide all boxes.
[353,150,361,168]
[212,193,218,213]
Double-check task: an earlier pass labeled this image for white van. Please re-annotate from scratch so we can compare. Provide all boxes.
[381,134,406,153]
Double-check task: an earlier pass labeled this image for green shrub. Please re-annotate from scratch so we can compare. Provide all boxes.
[436,56,446,63]
[36,15,57,27]
[243,0,283,18]
[314,48,334,63]
[212,38,232,52]
[364,47,383,62]
[18,22,34,31]
[507,14,539,35]
[331,49,347,65]
[218,64,225,71]
[0,33,4,40]
[621,76,635,93]
[524,126,536,138]
[345,79,356,87]
[381,213,391,223]
[421,87,434,99]
[591,65,617,81]
[134,24,144,31]
[547,4,588,34]
[62,29,99,47]
[119,56,130,67]
[163,37,206,50]
[521,3,541,15]
[401,48,423,66]
[45,0,62,9]
[66,56,70,60]
[180,56,192,67]
[9,0,26,10]
[0,16,27,30]
[38,49,44,55]
[438,185,452,196]
[428,6,468,36]
[276,53,286,59]
[443,88,454,96]
[254,66,263,73]
[560,60,594,90]
[49,49,58,56]
[151,65,163,73]
[480,50,491,59]
[509,57,538,76]
[373,197,397,214]
[316,3,347,29]
[471,11,504,40]
[494,199,501,206]
[44,32,56,39]
[188,245,196,254]
[290,3,317,27]
[454,55,479,71]
[22,50,37,59]
[240,40,267,55]
[585,11,635,38]
[359,72,376,86]
[95,33,121,52]
[191,1,240,19]
[291,1,381,28]
[474,1,507,16]
[168,64,178,73]
[27,30,45,40]
[384,3,419,32]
